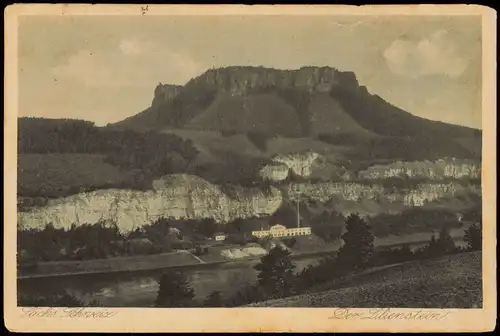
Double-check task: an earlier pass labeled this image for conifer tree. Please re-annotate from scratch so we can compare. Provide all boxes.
[155,271,195,307]
[337,214,375,272]
[254,245,297,300]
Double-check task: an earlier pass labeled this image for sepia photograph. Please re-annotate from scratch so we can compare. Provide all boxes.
[4,4,496,333]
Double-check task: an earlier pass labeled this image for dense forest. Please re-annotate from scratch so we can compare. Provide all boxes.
[316,132,475,161]
[18,117,198,158]
[18,117,199,192]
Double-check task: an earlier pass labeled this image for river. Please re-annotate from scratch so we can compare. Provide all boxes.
[18,256,321,307]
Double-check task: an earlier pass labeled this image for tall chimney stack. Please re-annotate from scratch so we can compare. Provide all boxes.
[297,195,300,228]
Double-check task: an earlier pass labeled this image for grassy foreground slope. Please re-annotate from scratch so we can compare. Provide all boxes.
[248,252,482,308]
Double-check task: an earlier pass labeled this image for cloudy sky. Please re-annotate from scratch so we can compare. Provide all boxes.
[18,15,482,128]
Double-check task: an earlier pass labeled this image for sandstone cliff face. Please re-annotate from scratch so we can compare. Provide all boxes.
[358,159,481,180]
[17,177,481,233]
[272,151,320,177]
[187,66,359,97]
[288,182,384,202]
[18,172,481,234]
[259,163,290,181]
[151,84,182,109]
[258,151,350,182]
[287,181,481,207]
[17,174,282,233]
[402,183,481,206]
[258,151,321,181]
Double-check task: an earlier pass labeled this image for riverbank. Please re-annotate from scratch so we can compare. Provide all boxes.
[18,229,467,280]
[17,247,339,280]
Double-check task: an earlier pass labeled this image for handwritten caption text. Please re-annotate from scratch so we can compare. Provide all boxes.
[21,307,119,319]
[329,308,451,321]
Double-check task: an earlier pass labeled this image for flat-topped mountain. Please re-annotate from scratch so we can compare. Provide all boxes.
[112,66,480,142]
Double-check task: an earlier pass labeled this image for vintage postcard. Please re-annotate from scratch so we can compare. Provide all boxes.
[4,4,497,333]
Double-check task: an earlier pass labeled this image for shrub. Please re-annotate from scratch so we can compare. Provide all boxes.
[464,223,482,251]
[437,226,456,255]
[295,255,339,291]
[155,271,195,307]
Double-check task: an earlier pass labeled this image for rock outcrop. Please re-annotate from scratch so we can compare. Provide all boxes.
[272,151,320,178]
[358,159,481,180]
[287,181,481,207]
[258,151,352,182]
[402,183,481,206]
[258,151,320,182]
[151,83,182,109]
[288,182,384,202]
[259,163,290,182]
[17,174,282,233]
[188,66,359,97]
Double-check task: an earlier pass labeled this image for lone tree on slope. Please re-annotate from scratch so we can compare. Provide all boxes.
[254,244,297,300]
[336,213,375,272]
[155,271,195,307]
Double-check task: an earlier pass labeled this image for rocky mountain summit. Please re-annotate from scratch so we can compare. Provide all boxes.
[113,66,480,144]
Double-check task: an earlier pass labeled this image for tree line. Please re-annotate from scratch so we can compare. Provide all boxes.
[316,132,474,161]
[17,216,224,269]
[17,214,269,267]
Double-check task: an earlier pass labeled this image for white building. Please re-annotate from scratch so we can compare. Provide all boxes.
[251,224,311,239]
[213,232,227,241]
